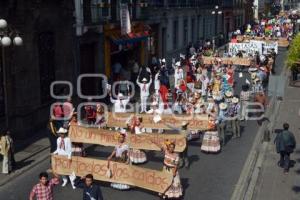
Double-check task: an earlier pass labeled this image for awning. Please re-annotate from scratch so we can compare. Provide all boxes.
[109,31,150,45]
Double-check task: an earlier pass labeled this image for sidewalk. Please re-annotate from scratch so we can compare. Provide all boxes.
[253,82,300,200]
[0,129,50,186]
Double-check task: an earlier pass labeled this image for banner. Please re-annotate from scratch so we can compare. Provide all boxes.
[51,155,173,193]
[249,40,278,54]
[228,42,263,57]
[202,56,252,66]
[69,125,186,152]
[237,35,289,47]
[120,4,131,35]
[106,112,209,131]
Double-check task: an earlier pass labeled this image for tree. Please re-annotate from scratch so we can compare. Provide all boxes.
[286,33,300,69]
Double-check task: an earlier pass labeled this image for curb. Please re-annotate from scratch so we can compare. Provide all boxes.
[0,146,50,187]
[230,97,278,200]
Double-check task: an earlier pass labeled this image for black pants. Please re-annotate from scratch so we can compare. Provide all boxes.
[279,151,290,171]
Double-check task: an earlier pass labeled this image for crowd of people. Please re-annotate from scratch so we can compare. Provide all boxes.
[18,12,298,200]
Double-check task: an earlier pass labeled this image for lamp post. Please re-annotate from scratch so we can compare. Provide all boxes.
[211,5,222,51]
[0,19,23,129]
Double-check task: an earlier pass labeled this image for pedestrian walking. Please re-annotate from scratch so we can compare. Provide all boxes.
[0,130,12,174]
[29,171,60,200]
[274,123,296,174]
[217,103,228,146]
[74,174,104,200]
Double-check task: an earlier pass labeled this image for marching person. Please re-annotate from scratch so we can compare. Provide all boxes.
[151,139,183,199]
[48,118,59,153]
[29,171,60,200]
[110,93,129,113]
[52,127,75,189]
[136,76,152,113]
[74,174,104,200]
[107,130,130,190]
[217,103,228,146]
[0,130,13,174]
[274,123,296,174]
[228,96,241,138]
[84,99,96,125]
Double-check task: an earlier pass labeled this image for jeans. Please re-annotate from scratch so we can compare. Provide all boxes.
[217,122,226,145]
[279,151,290,171]
[232,119,241,138]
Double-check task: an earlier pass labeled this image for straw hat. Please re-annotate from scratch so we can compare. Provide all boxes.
[181,121,189,127]
[225,91,233,97]
[142,78,147,82]
[161,58,166,63]
[57,127,68,134]
[219,103,228,110]
[232,97,239,103]
[152,101,158,106]
[175,61,181,67]
[119,129,127,136]
[118,93,124,98]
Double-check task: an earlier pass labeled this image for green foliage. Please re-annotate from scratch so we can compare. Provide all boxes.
[287,33,300,69]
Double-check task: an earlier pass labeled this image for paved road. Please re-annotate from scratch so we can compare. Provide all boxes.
[0,49,287,200]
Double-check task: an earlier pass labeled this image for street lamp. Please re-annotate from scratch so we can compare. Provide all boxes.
[211,5,222,51]
[0,19,23,129]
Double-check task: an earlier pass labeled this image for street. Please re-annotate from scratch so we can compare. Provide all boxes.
[0,49,287,200]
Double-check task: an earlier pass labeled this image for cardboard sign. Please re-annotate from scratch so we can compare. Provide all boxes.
[51,155,173,193]
[202,56,252,66]
[69,125,187,152]
[228,42,263,56]
[106,112,209,131]
[237,35,289,47]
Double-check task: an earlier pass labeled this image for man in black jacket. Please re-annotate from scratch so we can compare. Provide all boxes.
[75,174,104,200]
[275,123,296,174]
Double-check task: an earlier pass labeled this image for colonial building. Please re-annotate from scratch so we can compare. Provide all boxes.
[0,0,76,138]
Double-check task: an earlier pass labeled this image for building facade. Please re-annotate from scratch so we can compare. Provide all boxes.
[0,0,76,138]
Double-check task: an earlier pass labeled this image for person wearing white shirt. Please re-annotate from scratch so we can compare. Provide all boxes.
[154,72,160,95]
[110,93,129,113]
[53,128,74,188]
[174,63,184,87]
[200,74,209,97]
[136,77,152,113]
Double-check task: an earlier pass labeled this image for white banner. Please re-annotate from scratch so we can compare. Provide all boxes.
[250,40,278,55]
[228,42,263,57]
[120,4,131,35]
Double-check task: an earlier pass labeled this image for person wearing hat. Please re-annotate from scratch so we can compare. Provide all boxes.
[217,103,228,146]
[224,90,233,104]
[136,75,152,113]
[252,77,264,95]
[110,92,130,113]
[228,96,241,138]
[240,84,251,120]
[53,127,74,188]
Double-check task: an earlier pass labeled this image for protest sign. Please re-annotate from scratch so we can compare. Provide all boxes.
[228,42,263,56]
[69,125,187,152]
[202,56,252,66]
[106,112,209,131]
[237,35,289,47]
[51,155,173,193]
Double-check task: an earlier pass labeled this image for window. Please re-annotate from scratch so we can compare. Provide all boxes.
[183,19,188,46]
[173,20,178,49]
[38,32,56,104]
[90,0,111,24]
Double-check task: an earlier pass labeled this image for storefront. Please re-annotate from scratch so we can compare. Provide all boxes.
[104,22,150,79]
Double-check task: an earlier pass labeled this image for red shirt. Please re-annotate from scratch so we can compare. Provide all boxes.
[30,178,59,200]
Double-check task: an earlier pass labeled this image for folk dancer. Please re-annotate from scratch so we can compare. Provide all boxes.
[107,130,131,190]
[52,127,75,189]
[228,97,241,138]
[136,76,152,113]
[151,139,183,199]
[127,117,147,164]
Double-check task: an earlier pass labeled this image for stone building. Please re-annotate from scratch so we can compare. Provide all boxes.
[0,0,76,138]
